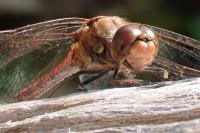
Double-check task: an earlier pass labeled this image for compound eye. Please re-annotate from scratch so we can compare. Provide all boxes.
[110,24,141,62]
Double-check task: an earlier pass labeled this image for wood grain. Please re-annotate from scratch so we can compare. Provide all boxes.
[0,77,200,133]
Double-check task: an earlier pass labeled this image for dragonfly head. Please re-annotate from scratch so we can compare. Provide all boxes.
[110,24,159,71]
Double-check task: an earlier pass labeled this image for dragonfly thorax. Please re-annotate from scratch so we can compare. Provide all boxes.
[76,16,128,70]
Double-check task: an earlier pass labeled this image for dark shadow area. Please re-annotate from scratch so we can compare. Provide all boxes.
[0,0,200,39]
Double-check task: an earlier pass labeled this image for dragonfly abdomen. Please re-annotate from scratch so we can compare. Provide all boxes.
[12,45,83,102]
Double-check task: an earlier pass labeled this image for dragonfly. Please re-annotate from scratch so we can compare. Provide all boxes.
[0,16,200,102]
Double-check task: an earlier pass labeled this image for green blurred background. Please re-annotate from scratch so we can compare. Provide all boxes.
[0,0,200,40]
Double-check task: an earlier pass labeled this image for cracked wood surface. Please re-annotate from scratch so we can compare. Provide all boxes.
[0,77,200,133]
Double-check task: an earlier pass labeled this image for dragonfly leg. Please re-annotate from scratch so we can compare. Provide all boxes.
[77,70,110,91]
[144,67,169,79]
[111,68,148,86]
[111,78,145,86]
[111,66,169,86]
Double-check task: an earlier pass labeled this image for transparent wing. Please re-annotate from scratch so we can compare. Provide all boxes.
[0,18,88,103]
[0,17,88,69]
[142,24,200,81]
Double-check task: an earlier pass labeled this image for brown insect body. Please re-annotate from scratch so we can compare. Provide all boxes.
[72,16,158,74]
[73,16,126,70]
[1,16,199,102]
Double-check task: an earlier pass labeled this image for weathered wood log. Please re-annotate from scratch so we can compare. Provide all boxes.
[0,77,200,133]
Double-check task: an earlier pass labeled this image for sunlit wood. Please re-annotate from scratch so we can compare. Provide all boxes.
[0,77,200,132]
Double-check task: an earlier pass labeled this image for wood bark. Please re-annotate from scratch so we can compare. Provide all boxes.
[0,77,200,133]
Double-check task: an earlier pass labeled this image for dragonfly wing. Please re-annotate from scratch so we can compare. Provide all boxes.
[0,17,88,69]
[0,18,88,102]
[0,38,80,102]
[143,24,200,80]
[153,56,200,79]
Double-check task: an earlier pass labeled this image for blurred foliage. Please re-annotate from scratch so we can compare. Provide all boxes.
[0,0,200,39]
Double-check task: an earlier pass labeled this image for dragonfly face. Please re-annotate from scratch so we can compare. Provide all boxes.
[0,16,199,102]
[110,24,159,71]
